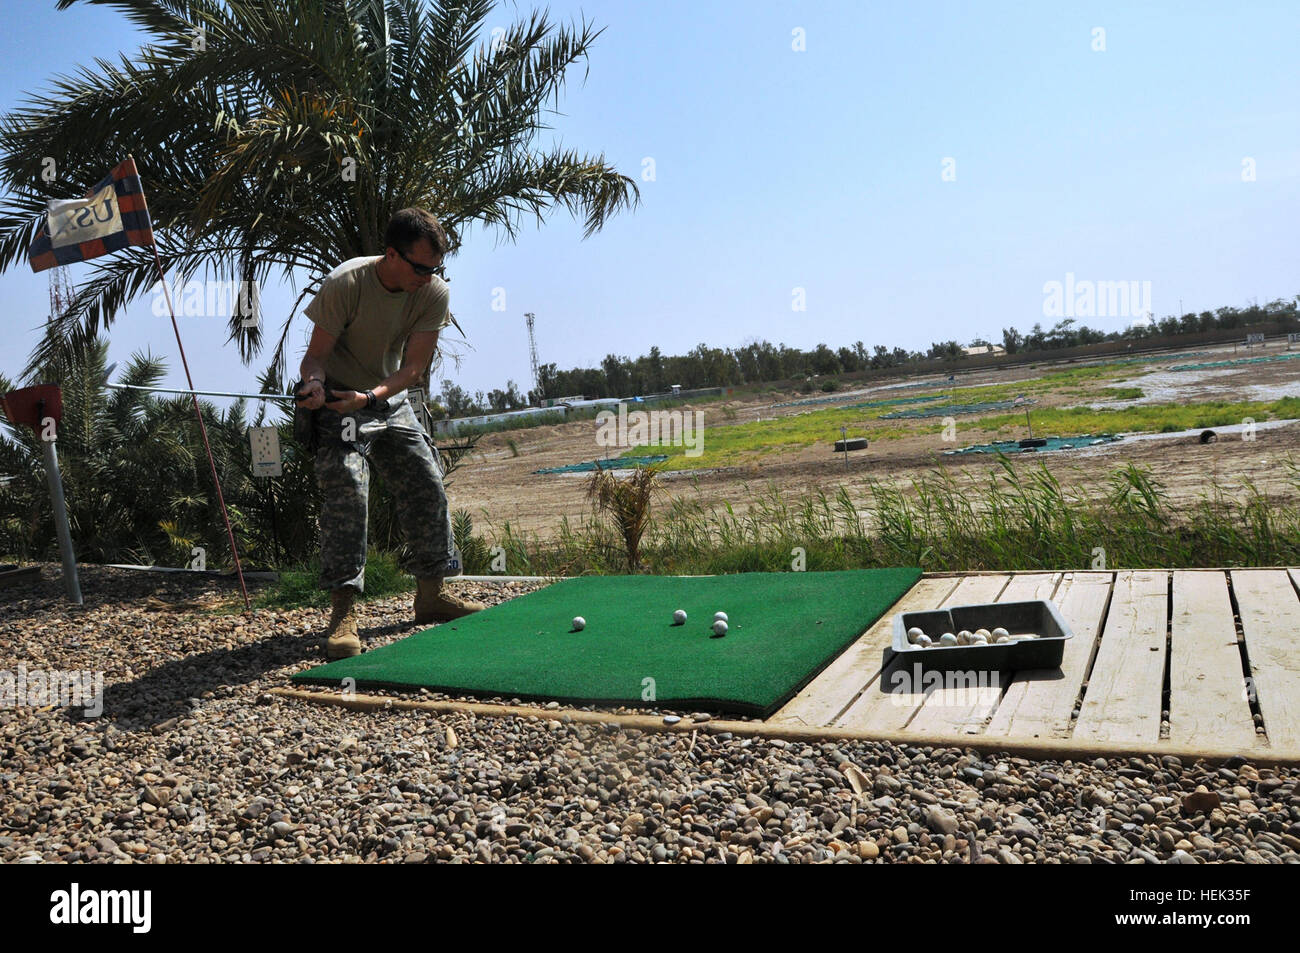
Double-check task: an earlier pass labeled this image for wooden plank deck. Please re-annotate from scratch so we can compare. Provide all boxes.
[1074,570,1169,745]
[1232,569,1300,749]
[903,573,1061,737]
[1167,571,1259,750]
[770,568,1297,755]
[771,576,958,727]
[833,574,1008,733]
[984,572,1112,740]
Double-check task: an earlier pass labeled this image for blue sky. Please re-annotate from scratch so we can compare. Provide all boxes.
[2,0,1297,409]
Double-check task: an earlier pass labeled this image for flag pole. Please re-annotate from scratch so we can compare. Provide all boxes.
[30,155,251,610]
[148,245,252,612]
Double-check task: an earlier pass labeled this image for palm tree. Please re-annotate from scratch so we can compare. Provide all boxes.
[0,337,322,567]
[1,340,187,562]
[0,0,639,383]
[585,463,663,572]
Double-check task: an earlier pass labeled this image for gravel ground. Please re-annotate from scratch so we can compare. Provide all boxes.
[2,564,1298,864]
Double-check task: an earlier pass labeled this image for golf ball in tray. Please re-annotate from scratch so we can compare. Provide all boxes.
[905,625,1040,647]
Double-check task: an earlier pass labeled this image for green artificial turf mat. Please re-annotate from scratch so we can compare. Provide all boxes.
[292,568,922,716]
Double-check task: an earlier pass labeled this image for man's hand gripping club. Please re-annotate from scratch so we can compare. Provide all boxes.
[294,379,370,414]
[297,323,441,417]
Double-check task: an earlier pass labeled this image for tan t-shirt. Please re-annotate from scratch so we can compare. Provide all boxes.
[304,256,450,392]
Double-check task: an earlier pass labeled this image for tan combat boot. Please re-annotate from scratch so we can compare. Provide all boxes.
[324,588,361,659]
[415,577,486,624]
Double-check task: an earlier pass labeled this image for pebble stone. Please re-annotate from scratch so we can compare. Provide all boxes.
[1,564,1297,865]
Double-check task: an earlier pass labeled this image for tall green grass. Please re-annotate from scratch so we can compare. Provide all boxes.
[438,457,1300,577]
[254,549,415,609]
[252,456,1300,608]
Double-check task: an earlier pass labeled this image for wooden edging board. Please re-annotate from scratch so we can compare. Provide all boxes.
[0,565,41,588]
[268,687,1300,768]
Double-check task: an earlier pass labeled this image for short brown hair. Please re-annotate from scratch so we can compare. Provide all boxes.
[384,207,450,257]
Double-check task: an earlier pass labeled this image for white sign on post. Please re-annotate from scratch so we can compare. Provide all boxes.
[1246,333,1265,347]
[248,426,283,478]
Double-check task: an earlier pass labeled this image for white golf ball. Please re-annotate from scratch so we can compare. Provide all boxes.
[939,632,958,646]
[957,629,973,643]
[914,634,933,648]
[975,628,992,641]
[673,609,687,625]
[714,611,729,623]
[906,627,926,644]
[972,633,989,645]
[953,631,968,645]
[991,627,1010,640]
[572,616,585,631]
[712,620,729,636]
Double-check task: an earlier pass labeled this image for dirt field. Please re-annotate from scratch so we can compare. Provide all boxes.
[446,343,1300,543]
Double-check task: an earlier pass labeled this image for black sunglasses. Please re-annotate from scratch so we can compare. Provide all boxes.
[395,247,445,277]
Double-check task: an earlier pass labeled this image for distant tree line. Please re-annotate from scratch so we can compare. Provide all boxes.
[999,298,1296,354]
[428,296,1299,415]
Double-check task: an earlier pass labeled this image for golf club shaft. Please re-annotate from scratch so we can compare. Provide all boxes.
[105,382,297,402]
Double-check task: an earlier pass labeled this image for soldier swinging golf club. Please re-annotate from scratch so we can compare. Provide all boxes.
[294,207,484,660]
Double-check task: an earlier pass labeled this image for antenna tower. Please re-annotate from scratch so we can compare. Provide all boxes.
[525,312,541,393]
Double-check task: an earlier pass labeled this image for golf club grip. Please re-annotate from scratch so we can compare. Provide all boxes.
[294,380,346,404]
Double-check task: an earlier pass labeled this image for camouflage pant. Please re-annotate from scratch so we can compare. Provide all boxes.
[314,396,456,592]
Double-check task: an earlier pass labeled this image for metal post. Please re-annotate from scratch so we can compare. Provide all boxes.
[40,439,82,605]
[267,480,282,569]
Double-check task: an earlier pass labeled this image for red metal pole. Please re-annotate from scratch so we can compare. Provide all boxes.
[150,247,251,611]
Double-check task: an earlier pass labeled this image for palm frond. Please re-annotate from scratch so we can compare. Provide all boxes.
[3,0,638,386]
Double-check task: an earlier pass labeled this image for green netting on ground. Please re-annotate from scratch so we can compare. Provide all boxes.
[881,398,1037,419]
[848,395,945,410]
[1107,351,1210,366]
[943,433,1123,455]
[774,393,860,408]
[774,392,942,409]
[1170,352,1300,372]
[533,455,669,475]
